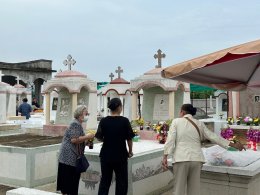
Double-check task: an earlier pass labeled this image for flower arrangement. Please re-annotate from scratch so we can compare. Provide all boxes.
[253,117,259,126]
[131,118,145,130]
[229,116,259,126]
[247,129,260,143]
[132,129,140,142]
[86,129,96,149]
[227,117,234,125]
[137,118,144,126]
[34,108,44,113]
[236,117,242,125]
[243,116,253,126]
[247,128,260,151]
[221,128,234,140]
[154,122,170,144]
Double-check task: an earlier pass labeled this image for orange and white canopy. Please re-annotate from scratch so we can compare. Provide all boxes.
[162,39,260,91]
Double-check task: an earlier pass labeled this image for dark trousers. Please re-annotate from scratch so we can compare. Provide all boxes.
[57,163,81,195]
[98,160,128,195]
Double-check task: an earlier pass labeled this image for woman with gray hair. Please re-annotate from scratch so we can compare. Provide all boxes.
[57,105,95,195]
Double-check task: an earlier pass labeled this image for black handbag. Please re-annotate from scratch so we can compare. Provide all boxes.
[76,144,89,173]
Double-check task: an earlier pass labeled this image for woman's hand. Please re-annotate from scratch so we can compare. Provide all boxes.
[229,141,246,151]
[86,133,95,140]
[162,155,168,170]
[128,151,133,158]
[71,134,95,144]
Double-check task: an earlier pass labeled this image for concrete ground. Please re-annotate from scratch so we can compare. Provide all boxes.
[1,183,173,195]
[0,185,14,195]
[160,189,173,195]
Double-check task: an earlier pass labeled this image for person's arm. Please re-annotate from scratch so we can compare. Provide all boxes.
[18,105,22,113]
[162,121,177,169]
[71,133,94,144]
[201,123,245,151]
[95,119,104,142]
[127,139,133,157]
[126,118,135,157]
[67,122,95,144]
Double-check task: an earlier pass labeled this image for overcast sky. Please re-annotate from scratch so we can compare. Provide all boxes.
[1,0,260,82]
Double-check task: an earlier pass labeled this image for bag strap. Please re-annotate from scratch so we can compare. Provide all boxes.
[75,138,82,156]
[184,117,201,140]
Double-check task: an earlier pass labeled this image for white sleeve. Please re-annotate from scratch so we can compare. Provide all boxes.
[164,120,177,155]
[201,122,230,149]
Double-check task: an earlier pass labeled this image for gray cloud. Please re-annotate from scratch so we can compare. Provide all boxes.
[0,0,259,81]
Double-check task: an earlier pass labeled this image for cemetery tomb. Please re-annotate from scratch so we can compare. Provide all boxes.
[97,66,132,118]
[130,49,190,122]
[42,55,97,136]
[0,134,62,188]
[79,140,172,195]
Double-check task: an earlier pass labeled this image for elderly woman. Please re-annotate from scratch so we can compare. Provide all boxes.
[57,105,95,195]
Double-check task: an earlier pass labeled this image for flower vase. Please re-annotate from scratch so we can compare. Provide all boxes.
[88,140,94,149]
[159,140,165,144]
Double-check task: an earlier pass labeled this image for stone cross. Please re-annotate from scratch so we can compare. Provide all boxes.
[0,70,4,82]
[15,76,20,85]
[109,72,114,81]
[63,55,76,70]
[115,66,123,78]
[154,49,166,68]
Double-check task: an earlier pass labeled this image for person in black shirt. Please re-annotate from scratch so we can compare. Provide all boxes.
[32,98,40,111]
[95,98,135,195]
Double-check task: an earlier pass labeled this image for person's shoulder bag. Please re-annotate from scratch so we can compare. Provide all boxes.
[76,143,89,173]
[184,117,211,145]
[184,117,201,140]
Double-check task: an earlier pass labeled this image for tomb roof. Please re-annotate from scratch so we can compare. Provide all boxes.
[0,82,10,86]
[144,67,163,75]
[110,78,130,84]
[55,70,87,78]
[14,84,25,88]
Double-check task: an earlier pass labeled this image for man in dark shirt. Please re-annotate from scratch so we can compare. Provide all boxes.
[18,98,32,119]
[32,98,40,109]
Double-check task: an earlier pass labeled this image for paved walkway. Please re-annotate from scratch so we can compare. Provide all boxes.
[0,185,14,195]
[160,188,173,195]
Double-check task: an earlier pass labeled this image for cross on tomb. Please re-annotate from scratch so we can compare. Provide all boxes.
[115,66,123,78]
[0,70,4,82]
[109,72,114,81]
[15,76,20,85]
[63,55,76,70]
[154,49,166,68]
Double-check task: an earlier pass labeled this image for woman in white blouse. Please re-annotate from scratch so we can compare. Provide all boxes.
[162,104,245,195]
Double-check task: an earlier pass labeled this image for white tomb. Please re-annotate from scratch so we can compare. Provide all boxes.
[130,58,190,122]
[130,49,190,122]
[42,55,97,135]
[97,66,140,119]
[229,88,260,118]
[79,140,172,195]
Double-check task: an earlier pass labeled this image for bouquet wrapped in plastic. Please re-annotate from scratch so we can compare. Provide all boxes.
[203,145,260,167]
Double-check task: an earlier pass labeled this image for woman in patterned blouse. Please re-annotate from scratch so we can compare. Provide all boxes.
[57,105,95,195]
